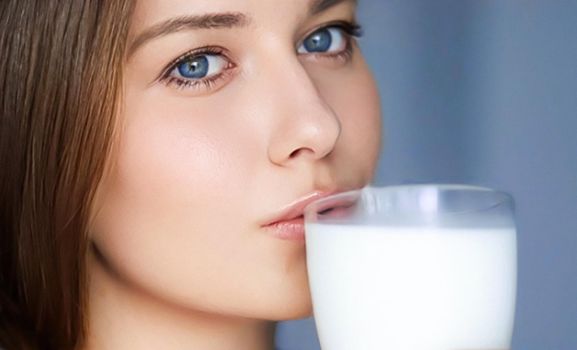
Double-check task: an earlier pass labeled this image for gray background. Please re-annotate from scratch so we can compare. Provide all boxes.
[276,1,577,349]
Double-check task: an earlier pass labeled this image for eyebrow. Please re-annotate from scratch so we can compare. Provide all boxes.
[127,12,249,57]
[310,0,357,16]
[127,0,356,57]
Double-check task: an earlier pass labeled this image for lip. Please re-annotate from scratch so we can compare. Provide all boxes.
[262,190,341,241]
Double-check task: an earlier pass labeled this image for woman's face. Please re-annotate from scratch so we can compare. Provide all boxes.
[91,0,381,320]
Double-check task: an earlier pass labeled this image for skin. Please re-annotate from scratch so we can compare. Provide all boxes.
[85,0,381,349]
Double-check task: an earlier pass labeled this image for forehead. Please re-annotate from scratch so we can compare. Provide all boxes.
[131,0,355,29]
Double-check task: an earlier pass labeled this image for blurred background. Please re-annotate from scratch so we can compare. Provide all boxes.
[276,0,577,349]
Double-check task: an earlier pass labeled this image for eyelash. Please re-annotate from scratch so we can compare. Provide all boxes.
[158,21,364,92]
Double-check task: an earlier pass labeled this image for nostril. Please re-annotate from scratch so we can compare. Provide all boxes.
[289,148,312,159]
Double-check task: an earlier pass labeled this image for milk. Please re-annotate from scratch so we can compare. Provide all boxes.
[305,223,517,350]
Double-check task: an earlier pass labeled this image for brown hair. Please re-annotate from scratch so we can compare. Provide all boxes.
[0,1,133,348]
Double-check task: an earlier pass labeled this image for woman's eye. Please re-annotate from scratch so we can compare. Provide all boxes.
[297,27,348,55]
[159,48,234,92]
[170,54,228,81]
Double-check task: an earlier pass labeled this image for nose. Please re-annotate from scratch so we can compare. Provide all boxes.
[266,58,341,166]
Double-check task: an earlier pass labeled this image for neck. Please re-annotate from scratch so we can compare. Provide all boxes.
[83,251,277,350]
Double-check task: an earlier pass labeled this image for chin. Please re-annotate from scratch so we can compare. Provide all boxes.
[263,290,314,321]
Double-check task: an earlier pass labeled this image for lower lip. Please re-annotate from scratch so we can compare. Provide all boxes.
[264,216,306,241]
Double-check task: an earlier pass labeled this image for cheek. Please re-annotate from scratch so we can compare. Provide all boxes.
[90,97,256,304]
[107,106,251,241]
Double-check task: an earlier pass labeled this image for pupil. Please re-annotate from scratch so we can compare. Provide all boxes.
[177,56,209,79]
[304,28,332,52]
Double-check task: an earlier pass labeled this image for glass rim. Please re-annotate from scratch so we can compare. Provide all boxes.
[304,183,514,219]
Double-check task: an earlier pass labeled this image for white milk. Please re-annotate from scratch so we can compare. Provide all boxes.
[305,224,516,350]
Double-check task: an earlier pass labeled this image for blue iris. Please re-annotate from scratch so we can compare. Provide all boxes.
[176,56,209,79]
[303,28,332,52]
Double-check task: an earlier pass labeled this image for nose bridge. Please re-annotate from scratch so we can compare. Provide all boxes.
[264,51,341,165]
[275,53,331,117]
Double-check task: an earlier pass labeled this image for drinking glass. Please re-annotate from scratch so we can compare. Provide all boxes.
[304,185,517,350]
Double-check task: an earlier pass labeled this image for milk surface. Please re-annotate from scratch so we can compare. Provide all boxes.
[305,223,516,350]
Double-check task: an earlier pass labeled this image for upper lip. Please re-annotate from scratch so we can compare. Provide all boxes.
[262,189,346,226]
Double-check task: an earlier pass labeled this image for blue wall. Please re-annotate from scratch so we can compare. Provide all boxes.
[276,1,577,349]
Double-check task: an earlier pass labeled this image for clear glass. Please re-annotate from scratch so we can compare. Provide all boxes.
[304,184,517,350]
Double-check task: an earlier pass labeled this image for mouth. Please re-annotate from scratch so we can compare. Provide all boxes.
[262,189,359,241]
[262,191,329,241]
[262,215,307,241]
